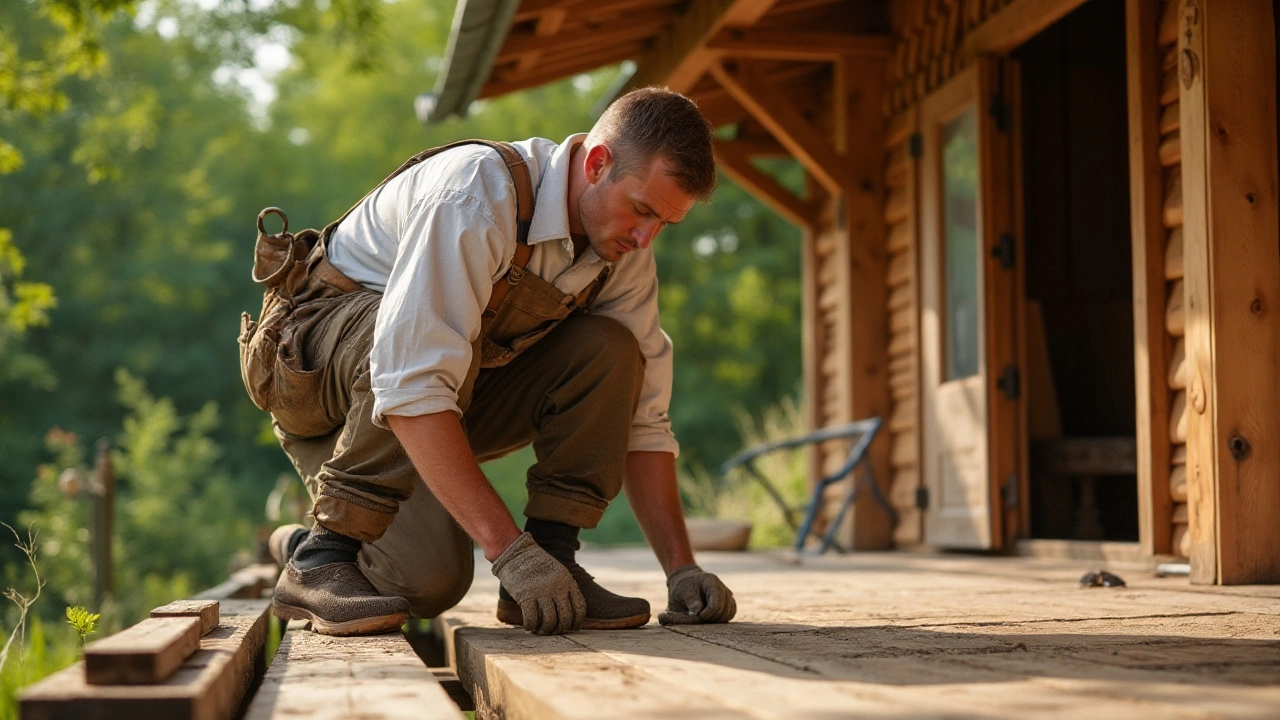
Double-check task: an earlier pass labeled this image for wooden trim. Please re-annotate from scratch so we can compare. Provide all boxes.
[705,29,894,61]
[714,141,820,227]
[959,0,1091,62]
[1179,0,1280,584]
[1126,0,1173,557]
[709,61,852,195]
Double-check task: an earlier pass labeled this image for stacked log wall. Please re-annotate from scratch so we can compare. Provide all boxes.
[1155,0,1189,558]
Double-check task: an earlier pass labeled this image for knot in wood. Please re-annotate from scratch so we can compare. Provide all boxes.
[1251,295,1266,315]
[1180,50,1198,89]
[1190,374,1207,413]
[1228,434,1251,462]
[1245,192,1258,206]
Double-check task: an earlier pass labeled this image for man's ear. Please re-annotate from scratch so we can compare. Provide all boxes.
[583,144,612,184]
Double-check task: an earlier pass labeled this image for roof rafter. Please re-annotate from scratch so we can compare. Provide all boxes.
[623,0,781,94]
[715,140,820,227]
[705,28,892,61]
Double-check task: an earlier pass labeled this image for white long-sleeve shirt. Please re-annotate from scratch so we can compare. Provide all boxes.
[327,134,678,456]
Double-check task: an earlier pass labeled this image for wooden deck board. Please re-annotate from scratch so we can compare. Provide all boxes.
[439,549,1280,719]
[244,628,463,719]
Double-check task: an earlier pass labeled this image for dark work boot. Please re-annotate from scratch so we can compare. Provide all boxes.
[496,518,650,629]
[272,524,408,636]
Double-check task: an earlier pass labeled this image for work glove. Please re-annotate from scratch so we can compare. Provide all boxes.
[490,532,586,635]
[658,564,736,625]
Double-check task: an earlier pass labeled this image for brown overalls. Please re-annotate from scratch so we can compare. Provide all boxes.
[238,141,646,617]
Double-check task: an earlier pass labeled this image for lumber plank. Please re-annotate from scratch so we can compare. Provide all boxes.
[1164,226,1183,280]
[705,28,893,61]
[21,599,271,720]
[151,599,221,636]
[1127,0,1173,557]
[85,617,203,686]
[245,630,462,720]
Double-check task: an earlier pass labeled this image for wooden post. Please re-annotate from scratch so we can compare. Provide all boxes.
[1179,0,1280,584]
[1126,0,1173,557]
[838,56,893,549]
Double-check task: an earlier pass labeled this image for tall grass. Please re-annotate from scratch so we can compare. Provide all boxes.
[679,393,810,548]
[0,615,81,720]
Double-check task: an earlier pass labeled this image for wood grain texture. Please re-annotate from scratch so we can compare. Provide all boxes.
[21,600,271,720]
[1126,0,1174,557]
[1179,0,1280,584]
[244,630,462,720]
[151,600,220,636]
[85,617,202,686]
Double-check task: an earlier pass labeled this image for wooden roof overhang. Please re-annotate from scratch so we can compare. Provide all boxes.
[426,0,893,228]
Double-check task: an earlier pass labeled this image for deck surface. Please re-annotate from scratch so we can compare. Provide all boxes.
[438,548,1280,719]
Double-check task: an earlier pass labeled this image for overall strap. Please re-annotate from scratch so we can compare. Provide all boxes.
[321,139,538,316]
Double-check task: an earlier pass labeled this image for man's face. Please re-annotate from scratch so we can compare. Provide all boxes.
[578,152,696,262]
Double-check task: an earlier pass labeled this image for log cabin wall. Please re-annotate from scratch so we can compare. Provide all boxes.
[1154,0,1189,559]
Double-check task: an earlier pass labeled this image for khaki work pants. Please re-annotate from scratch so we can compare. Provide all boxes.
[273,290,645,618]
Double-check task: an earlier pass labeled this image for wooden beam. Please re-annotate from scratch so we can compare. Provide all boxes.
[839,55,893,550]
[536,7,568,36]
[959,0,1090,61]
[497,12,672,60]
[625,0,780,93]
[705,29,893,61]
[150,599,220,636]
[1179,0,1280,584]
[1125,0,1173,557]
[714,140,819,227]
[709,60,850,194]
[84,617,203,686]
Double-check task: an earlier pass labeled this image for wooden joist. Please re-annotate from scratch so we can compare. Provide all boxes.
[194,563,279,601]
[84,617,203,686]
[244,629,463,720]
[714,139,819,227]
[709,60,851,195]
[705,28,893,61]
[625,0,779,93]
[21,599,272,720]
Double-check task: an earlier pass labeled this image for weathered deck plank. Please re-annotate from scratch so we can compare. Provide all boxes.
[439,549,1280,720]
[21,599,271,720]
[244,627,462,719]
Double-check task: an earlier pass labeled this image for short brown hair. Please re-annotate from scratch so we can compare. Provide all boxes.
[586,87,717,201]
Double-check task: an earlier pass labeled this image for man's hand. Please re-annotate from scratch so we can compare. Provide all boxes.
[657,564,736,625]
[491,533,586,635]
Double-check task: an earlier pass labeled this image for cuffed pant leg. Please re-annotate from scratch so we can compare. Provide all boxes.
[464,314,645,529]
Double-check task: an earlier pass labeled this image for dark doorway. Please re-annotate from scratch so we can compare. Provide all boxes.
[1013,0,1139,541]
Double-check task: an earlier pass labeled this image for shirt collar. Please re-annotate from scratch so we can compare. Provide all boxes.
[527,133,586,246]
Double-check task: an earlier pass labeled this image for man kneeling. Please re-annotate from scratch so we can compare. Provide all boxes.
[240,87,736,636]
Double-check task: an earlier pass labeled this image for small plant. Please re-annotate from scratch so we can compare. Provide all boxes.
[0,522,44,675]
[64,607,99,645]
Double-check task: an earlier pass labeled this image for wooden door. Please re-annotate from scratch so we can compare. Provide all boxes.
[919,59,1018,549]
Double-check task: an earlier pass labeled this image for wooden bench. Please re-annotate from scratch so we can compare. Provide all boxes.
[19,563,470,719]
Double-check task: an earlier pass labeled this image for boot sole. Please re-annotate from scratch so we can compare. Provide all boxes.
[496,598,650,630]
[273,599,407,636]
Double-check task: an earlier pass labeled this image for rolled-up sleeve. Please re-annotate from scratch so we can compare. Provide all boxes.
[590,249,680,457]
[369,187,508,426]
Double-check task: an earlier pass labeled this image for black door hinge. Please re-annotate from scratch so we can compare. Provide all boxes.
[991,233,1016,270]
[1001,473,1019,509]
[988,95,1011,132]
[997,365,1021,401]
[915,486,930,510]
[909,133,923,159]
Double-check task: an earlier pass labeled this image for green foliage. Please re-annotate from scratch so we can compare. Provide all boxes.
[0,614,82,720]
[64,606,98,643]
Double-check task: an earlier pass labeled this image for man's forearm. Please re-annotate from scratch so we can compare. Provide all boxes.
[623,450,695,575]
[387,411,521,562]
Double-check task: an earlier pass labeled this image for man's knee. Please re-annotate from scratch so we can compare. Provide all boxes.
[363,549,475,619]
[565,315,643,369]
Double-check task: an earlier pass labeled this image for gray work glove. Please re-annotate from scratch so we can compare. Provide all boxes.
[491,532,586,635]
[658,564,736,625]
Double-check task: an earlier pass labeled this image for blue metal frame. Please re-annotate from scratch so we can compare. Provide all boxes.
[719,417,895,554]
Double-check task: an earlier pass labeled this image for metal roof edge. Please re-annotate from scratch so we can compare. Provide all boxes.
[422,0,522,124]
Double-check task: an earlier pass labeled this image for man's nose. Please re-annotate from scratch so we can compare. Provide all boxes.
[632,220,661,249]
